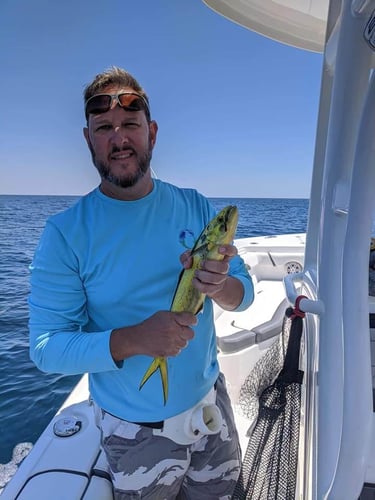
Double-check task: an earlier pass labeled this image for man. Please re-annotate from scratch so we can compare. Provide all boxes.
[29,66,254,499]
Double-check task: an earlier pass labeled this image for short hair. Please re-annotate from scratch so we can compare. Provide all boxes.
[83,66,151,121]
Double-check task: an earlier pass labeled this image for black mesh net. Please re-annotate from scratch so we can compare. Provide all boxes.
[232,308,304,500]
[237,314,292,424]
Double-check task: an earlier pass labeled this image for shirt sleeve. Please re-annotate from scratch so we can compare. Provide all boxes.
[228,253,254,311]
[28,220,121,375]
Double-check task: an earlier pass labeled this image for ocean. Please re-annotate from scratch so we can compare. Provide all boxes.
[0,194,308,491]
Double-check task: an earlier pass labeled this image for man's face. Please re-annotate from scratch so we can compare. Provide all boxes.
[83,86,157,191]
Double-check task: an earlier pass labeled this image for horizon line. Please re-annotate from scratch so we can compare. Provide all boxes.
[0,193,309,200]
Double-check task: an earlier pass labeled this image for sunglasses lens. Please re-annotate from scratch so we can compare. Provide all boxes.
[85,93,149,119]
[85,95,112,116]
[118,94,145,112]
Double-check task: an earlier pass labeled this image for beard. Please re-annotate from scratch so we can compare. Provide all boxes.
[89,137,153,189]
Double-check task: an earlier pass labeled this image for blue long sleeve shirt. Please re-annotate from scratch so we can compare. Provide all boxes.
[29,180,254,422]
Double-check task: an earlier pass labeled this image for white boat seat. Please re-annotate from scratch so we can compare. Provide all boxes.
[216,280,287,354]
[14,451,114,500]
[253,298,289,343]
[217,328,257,353]
[16,472,89,499]
[82,450,113,499]
[217,298,288,354]
[82,475,113,500]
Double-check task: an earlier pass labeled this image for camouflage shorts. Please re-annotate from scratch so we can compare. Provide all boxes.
[96,373,241,499]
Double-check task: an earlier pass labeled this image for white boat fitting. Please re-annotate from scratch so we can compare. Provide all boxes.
[4,0,375,498]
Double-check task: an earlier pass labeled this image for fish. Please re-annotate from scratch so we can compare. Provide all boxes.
[139,205,239,405]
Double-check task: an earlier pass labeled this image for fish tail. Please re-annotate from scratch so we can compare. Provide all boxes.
[139,357,169,405]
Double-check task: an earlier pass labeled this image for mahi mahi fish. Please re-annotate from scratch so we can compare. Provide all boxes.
[139,205,239,405]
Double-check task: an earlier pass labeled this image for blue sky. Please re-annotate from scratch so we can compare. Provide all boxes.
[0,0,323,198]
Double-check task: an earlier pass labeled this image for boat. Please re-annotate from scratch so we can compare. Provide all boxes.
[3,0,375,498]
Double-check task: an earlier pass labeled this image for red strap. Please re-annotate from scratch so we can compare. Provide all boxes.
[292,295,308,318]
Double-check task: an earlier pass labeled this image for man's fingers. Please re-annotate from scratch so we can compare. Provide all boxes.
[174,311,197,327]
[180,250,192,269]
[218,244,238,258]
[199,260,229,275]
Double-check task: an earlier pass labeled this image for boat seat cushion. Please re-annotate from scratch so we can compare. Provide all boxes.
[82,475,113,499]
[216,280,287,354]
[83,449,113,499]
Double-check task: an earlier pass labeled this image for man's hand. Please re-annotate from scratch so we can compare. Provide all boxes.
[180,244,244,311]
[110,311,196,362]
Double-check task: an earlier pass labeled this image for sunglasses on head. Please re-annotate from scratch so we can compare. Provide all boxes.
[85,92,150,121]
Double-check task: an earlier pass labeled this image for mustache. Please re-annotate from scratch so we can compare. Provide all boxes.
[111,145,136,155]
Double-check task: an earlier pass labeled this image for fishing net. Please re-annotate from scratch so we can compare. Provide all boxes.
[232,306,304,500]
[237,313,292,423]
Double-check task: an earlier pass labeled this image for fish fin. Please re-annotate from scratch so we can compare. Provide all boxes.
[191,242,209,256]
[159,358,169,405]
[139,357,169,405]
[195,302,204,315]
[170,268,185,307]
[139,357,161,389]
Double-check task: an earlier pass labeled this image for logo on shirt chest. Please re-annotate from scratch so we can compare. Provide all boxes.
[179,229,196,249]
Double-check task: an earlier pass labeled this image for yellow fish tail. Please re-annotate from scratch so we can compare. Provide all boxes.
[139,356,169,405]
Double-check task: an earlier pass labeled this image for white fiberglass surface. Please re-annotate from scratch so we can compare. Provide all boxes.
[272,0,327,20]
[203,0,329,52]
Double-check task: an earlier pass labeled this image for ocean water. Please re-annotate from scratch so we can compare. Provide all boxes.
[0,194,308,491]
